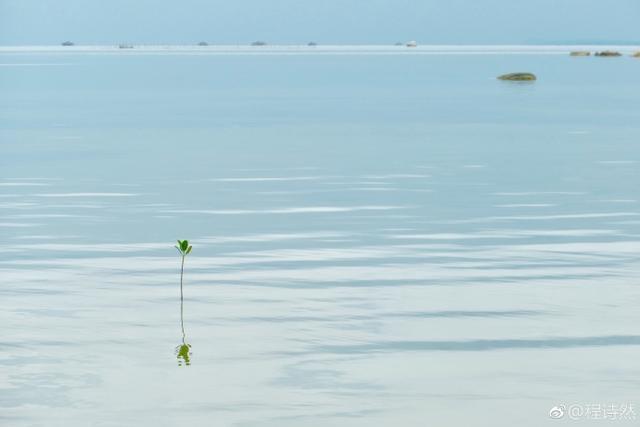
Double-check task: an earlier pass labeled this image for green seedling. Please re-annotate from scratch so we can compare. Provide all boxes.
[175,239,193,366]
[175,239,193,293]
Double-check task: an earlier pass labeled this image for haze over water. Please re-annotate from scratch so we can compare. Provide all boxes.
[1,47,640,426]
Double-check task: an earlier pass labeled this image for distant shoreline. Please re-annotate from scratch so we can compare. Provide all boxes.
[1,44,639,56]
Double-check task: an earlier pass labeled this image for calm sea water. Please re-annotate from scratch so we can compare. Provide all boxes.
[1,48,640,426]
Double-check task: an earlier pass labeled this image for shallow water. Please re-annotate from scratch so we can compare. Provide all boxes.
[1,48,640,426]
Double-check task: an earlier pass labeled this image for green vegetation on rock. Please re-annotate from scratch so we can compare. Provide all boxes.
[497,72,537,81]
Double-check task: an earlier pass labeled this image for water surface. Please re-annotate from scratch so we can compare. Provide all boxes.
[1,48,640,426]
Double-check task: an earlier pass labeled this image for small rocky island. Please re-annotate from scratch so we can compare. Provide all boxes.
[61,41,74,46]
[633,52,640,58]
[595,51,622,57]
[570,51,590,56]
[497,72,537,81]
[251,41,268,46]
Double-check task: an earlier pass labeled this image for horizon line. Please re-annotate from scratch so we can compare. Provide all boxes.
[2,42,640,47]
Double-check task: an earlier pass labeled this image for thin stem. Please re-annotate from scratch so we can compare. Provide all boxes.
[180,254,186,343]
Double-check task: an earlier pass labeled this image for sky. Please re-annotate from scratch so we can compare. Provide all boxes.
[1,0,639,45]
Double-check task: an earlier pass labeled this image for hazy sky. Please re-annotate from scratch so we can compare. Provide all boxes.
[1,0,639,45]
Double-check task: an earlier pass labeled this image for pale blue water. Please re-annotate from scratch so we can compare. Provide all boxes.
[1,49,640,426]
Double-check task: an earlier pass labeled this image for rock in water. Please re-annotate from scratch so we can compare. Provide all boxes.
[497,72,537,81]
[632,52,640,58]
[570,51,591,56]
[595,51,622,57]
